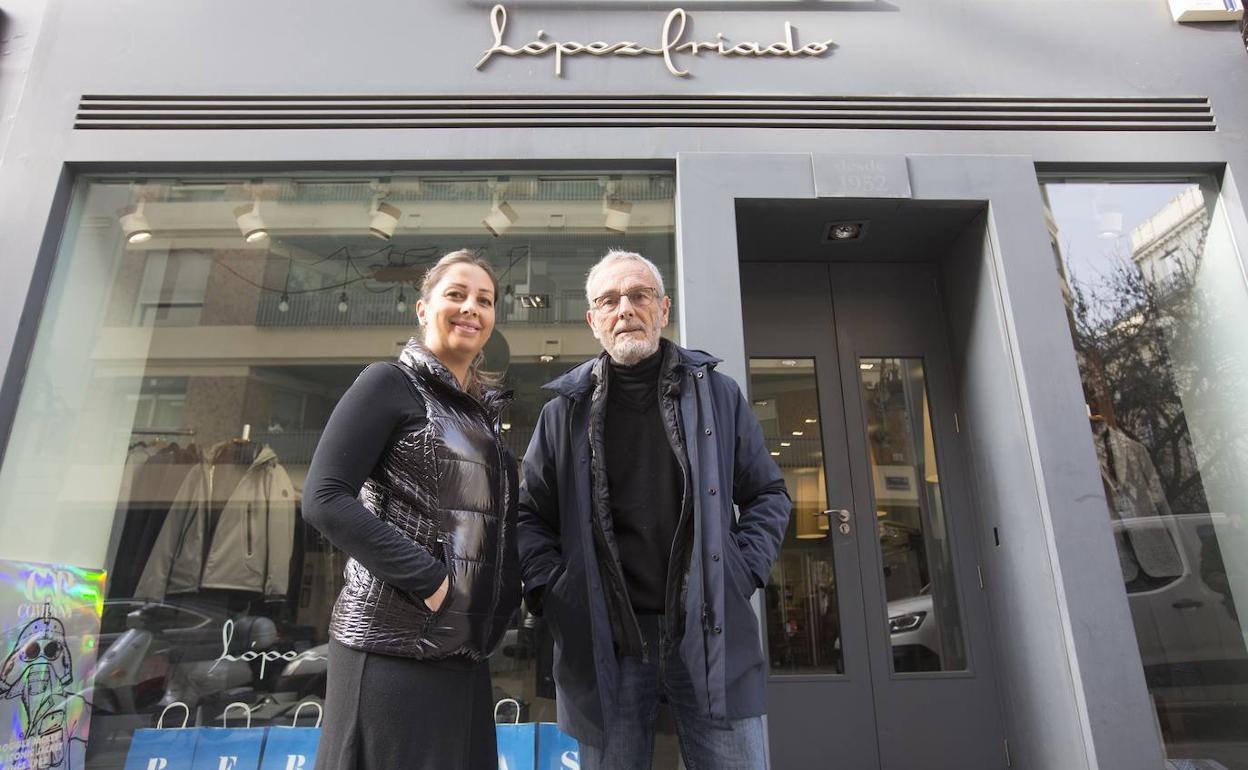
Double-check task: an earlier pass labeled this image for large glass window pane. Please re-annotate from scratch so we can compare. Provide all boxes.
[0,172,676,767]
[1043,178,1248,767]
[748,358,843,675]
[858,357,967,674]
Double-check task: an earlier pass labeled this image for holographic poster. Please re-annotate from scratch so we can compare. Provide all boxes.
[0,560,106,770]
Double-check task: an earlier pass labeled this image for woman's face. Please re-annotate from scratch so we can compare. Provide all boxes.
[416,262,496,365]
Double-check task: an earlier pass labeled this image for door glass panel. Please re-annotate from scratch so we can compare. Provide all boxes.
[858,357,968,673]
[749,358,842,674]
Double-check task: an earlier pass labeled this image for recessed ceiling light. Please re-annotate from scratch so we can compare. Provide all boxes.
[823,220,869,244]
[780,442,791,447]
[770,451,781,457]
[860,362,875,370]
[792,431,803,437]
[804,418,817,424]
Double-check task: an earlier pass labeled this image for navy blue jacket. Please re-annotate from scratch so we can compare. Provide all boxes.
[517,342,790,746]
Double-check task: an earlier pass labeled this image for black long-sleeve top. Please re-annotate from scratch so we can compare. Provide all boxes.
[303,362,448,600]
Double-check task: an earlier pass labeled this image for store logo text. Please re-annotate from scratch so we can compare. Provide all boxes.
[475,4,836,78]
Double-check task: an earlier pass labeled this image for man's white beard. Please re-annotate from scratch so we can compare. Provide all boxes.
[599,329,660,366]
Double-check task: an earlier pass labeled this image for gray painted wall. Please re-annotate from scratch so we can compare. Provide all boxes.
[0,0,47,165]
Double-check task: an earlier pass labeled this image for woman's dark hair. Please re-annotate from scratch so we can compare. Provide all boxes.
[418,250,503,398]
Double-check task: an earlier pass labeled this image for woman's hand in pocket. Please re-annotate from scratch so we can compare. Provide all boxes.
[424,576,450,612]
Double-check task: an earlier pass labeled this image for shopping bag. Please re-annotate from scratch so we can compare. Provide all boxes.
[190,702,267,770]
[123,702,199,770]
[258,701,323,770]
[495,699,537,770]
[536,722,580,770]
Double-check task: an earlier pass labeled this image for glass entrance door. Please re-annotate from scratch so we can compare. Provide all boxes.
[743,262,1006,770]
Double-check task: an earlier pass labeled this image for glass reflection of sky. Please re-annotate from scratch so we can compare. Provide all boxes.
[1045,182,1196,287]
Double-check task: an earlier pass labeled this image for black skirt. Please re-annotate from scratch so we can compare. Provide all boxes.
[314,640,497,770]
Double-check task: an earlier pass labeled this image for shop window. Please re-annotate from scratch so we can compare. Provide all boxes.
[1042,177,1248,767]
[0,172,676,767]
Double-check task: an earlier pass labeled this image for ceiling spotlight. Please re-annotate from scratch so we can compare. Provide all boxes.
[370,201,402,240]
[804,418,818,424]
[337,292,349,313]
[539,354,555,363]
[792,431,804,437]
[484,201,519,237]
[823,220,868,243]
[860,362,875,370]
[278,293,290,313]
[604,199,633,234]
[118,200,153,244]
[770,451,781,457]
[235,200,268,243]
[780,441,792,447]
[1096,212,1123,240]
[396,289,408,314]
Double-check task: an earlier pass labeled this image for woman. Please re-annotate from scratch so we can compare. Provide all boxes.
[303,250,522,770]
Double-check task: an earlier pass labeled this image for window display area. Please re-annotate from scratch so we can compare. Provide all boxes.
[0,172,676,768]
[1043,178,1248,769]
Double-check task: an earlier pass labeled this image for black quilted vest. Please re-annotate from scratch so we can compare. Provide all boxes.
[328,342,521,661]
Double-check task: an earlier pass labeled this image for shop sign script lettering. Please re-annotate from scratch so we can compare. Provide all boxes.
[475,4,836,77]
[208,619,327,679]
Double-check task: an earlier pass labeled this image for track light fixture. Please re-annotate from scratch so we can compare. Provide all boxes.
[483,178,518,237]
[370,200,402,240]
[235,199,269,243]
[604,199,633,234]
[601,177,633,234]
[118,200,153,244]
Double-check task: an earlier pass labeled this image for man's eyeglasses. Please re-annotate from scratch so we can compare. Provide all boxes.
[591,287,661,312]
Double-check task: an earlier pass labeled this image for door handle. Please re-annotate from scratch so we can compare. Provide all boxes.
[816,510,852,535]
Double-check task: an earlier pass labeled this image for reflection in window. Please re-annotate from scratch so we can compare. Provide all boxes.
[858,358,967,673]
[0,172,677,768]
[748,359,842,674]
[1044,179,1248,767]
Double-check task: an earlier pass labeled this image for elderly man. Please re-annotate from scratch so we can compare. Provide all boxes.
[518,250,790,769]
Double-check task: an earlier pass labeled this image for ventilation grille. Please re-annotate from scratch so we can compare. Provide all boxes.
[75,95,1215,132]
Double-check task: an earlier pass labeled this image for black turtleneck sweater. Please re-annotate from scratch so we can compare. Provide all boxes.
[605,348,684,614]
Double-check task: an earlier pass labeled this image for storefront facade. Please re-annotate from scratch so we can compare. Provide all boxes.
[0,2,1246,769]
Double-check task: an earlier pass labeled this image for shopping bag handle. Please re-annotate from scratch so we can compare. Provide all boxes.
[494,698,521,724]
[157,702,190,730]
[223,701,253,729]
[291,701,324,728]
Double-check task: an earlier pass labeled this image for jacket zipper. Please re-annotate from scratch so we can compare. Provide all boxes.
[660,366,694,650]
[480,412,507,648]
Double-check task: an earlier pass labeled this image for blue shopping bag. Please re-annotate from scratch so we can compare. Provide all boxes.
[495,699,537,770]
[190,702,267,770]
[536,723,580,770]
[123,703,199,770]
[259,702,323,770]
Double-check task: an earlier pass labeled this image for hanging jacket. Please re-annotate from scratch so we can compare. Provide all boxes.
[517,341,790,747]
[323,343,522,661]
[135,444,296,599]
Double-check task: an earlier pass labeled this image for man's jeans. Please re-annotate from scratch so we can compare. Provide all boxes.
[580,615,767,770]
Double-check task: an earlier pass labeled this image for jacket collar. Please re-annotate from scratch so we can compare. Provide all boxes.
[543,339,722,400]
[397,337,513,414]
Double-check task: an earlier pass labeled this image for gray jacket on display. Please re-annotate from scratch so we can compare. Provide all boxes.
[518,341,791,747]
[135,444,296,599]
